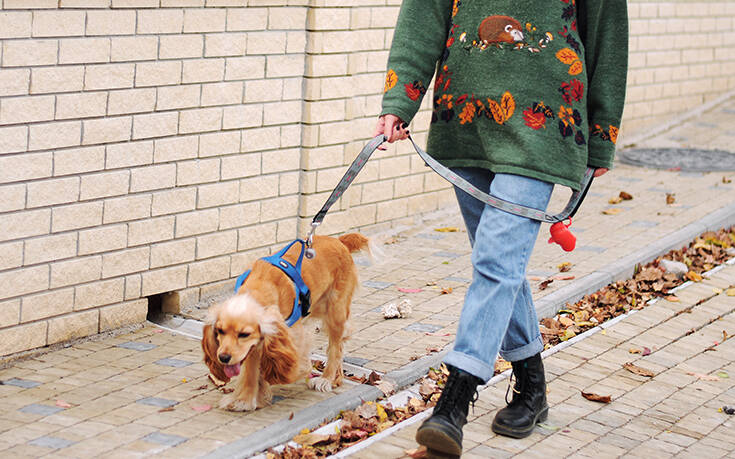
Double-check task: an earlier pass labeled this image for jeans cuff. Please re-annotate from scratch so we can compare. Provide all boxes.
[499,334,543,362]
[443,350,495,383]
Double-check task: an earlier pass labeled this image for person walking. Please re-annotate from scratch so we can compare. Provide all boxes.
[374,1,628,456]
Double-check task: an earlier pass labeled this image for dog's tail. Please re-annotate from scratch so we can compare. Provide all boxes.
[338,233,370,254]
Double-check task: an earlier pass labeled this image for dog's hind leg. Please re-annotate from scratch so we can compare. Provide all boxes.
[308,293,351,392]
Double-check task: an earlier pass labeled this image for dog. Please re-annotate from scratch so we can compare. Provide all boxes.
[201,233,369,411]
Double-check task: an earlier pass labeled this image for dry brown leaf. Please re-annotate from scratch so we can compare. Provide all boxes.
[55,400,72,409]
[405,446,428,458]
[686,372,719,381]
[629,348,641,354]
[602,208,624,215]
[293,432,337,447]
[619,191,633,200]
[539,279,554,290]
[581,391,612,403]
[623,362,655,377]
[557,262,573,272]
[666,193,676,205]
[441,287,453,294]
[665,295,680,302]
[608,196,623,205]
[376,380,396,397]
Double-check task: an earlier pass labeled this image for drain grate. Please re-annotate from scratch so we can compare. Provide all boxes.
[617,148,735,172]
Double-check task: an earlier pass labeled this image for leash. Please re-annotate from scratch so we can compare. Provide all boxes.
[305,135,595,252]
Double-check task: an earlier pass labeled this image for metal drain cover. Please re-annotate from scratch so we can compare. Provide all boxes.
[617,148,735,172]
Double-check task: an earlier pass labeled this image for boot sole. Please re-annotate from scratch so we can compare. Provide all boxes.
[416,422,462,456]
[491,406,548,439]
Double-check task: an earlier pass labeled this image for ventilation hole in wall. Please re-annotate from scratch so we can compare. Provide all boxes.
[146,293,165,322]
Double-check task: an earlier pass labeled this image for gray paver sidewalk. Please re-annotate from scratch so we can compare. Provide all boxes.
[0,97,734,457]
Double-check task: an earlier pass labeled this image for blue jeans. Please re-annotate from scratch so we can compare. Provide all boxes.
[443,168,554,382]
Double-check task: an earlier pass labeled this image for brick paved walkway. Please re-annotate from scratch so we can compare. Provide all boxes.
[0,98,734,457]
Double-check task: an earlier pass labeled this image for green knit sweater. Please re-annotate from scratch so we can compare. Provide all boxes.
[381,0,628,190]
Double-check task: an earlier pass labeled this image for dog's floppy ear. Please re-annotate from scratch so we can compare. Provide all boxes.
[202,323,230,385]
[259,307,299,385]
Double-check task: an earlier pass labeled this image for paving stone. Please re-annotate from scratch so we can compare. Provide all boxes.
[135,397,178,408]
[18,404,65,416]
[0,378,42,389]
[143,432,188,447]
[116,342,157,352]
[27,435,75,449]
[403,323,443,333]
[362,280,393,289]
[154,358,193,368]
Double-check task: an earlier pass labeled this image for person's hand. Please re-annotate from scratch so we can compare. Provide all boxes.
[593,168,608,177]
[373,114,409,150]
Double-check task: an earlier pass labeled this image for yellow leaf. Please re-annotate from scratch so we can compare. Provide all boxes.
[560,328,576,341]
[713,288,723,294]
[608,196,623,204]
[726,288,735,296]
[384,69,397,93]
[435,227,459,232]
[602,208,623,215]
[556,48,579,65]
[488,98,505,124]
[686,271,703,282]
[500,91,516,121]
[376,403,388,423]
[568,60,583,75]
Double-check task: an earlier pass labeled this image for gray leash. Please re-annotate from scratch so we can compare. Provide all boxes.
[305,135,594,256]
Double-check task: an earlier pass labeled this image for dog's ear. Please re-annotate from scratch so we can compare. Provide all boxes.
[259,308,299,385]
[201,323,230,385]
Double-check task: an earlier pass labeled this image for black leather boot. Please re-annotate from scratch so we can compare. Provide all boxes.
[491,353,548,438]
[415,365,482,457]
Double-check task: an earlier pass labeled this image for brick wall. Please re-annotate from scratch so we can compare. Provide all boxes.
[1,0,733,357]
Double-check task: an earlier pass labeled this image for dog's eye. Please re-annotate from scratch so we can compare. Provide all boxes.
[238,332,250,339]
[215,328,224,335]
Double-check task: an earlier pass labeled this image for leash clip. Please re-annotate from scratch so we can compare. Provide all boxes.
[305,222,319,259]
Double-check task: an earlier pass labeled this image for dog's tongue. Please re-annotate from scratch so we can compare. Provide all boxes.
[224,364,240,378]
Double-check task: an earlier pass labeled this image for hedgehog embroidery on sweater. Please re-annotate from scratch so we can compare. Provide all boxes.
[381,0,628,190]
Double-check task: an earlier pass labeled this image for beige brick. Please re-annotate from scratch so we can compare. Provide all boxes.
[0,12,32,39]
[160,34,203,59]
[263,100,301,126]
[222,153,261,180]
[0,209,50,243]
[240,175,278,202]
[106,140,153,169]
[83,117,132,145]
[261,195,298,221]
[0,95,54,125]
[52,201,103,232]
[30,66,84,94]
[56,92,108,119]
[84,63,135,90]
[225,56,266,80]
[150,238,196,269]
[306,54,347,77]
[176,158,220,186]
[182,58,225,83]
[0,241,23,271]
[59,0,111,7]
[79,170,130,201]
[0,299,20,328]
[270,7,307,30]
[108,88,156,116]
[130,164,177,193]
[4,0,57,8]
[132,112,179,140]
[0,153,53,183]
[266,54,304,78]
[110,36,158,62]
[196,230,237,260]
[128,216,174,247]
[205,33,246,57]
[197,181,239,208]
[24,233,77,266]
[179,108,222,134]
[48,309,99,345]
[21,288,74,322]
[32,10,85,37]
[0,69,30,97]
[201,81,243,106]
[0,266,50,304]
[137,9,184,34]
[0,321,47,357]
[153,135,198,163]
[86,10,136,35]
[50,256,102,289]
[223,104,263,129]
[75,278,124,311]
[188,256,230,286]
[26,177,79,209]
[244,79,283,103]
[279,171,298,196]
[112,0,158,7]
[103,195,151,224]
[262,148,300,174]
[219,202,260,229]
[0,126,29,155]
[238,221,277,250]
[156,84,201,111]
[102,247,149,278]
[151,188,197,216]
[78,224,127,255]
[199,130,240,157]
[141,265,188,297]
[59,37,110,64]
[2,39,57,67]
[246,31,287,54]
[227,8,267,31]
[135,61,182,87]
[0,185,26,214]
[175,208,218,237]
[29,121,82,151]
[99,299,147,332]
[185,8,226,33]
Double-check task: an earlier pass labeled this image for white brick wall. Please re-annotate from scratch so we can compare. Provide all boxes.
[0,0,733,357]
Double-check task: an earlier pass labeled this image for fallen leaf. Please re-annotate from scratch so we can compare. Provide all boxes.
[687,371,719,381]
[539,279,554,290]
[629,348,641,354]
[181,378,187,383]
[195,385,208,391]
[426,346,441,354]
[623,362,655,377]
[158,407,175,412]
[559,316,574,327]
[713,288,723,294]
[557,262,573,272]
[293,432,337,447]
[220,387,234,394]
[723,176,732,184]
[726,288,735,296]
[665,295,680,302]
[153,329,164,333]
[354,402,378,419]
[602,208,624,215]
[553,275,575,281]
[686,271,703,282]
[608,196,623,204]
[642,347,652,356]
[425,332,451,337]
[367,371,381,385]
[495,358,512,373]
[405,446,428,458]
[581,391,612,403]
[666,193,676,205]
[441,287,453,294]
[289,412,294,420]
[376,380,396,397]
[192,404,211,412]
[717,371,729,379]
[55,400,72,409]
[723,330,729,341]
[434,227,459,233]
[398,287,423,293]
[619,191,633,200]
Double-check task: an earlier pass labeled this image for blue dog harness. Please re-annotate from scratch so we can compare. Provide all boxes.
[233,239,311,328]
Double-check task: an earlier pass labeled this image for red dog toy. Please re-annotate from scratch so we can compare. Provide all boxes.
[548,219,575,252]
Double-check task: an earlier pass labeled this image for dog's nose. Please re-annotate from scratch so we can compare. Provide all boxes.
[218,354,231,364]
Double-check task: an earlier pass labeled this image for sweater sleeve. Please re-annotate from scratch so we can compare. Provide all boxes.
[380,0,454,124]
[578,0,629,169]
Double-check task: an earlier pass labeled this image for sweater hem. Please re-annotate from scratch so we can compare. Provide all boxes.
[435,159,583,191]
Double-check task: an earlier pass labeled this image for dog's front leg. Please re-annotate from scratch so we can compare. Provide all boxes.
[221,346,262,411]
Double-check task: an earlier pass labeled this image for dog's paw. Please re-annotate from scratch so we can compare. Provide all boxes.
[307,376,334,392]
[219,394,257,411]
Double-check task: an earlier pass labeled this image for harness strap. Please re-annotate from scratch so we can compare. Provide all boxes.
[233,239,311,328]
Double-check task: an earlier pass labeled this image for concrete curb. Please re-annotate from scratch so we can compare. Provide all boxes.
[203,201,735,458]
